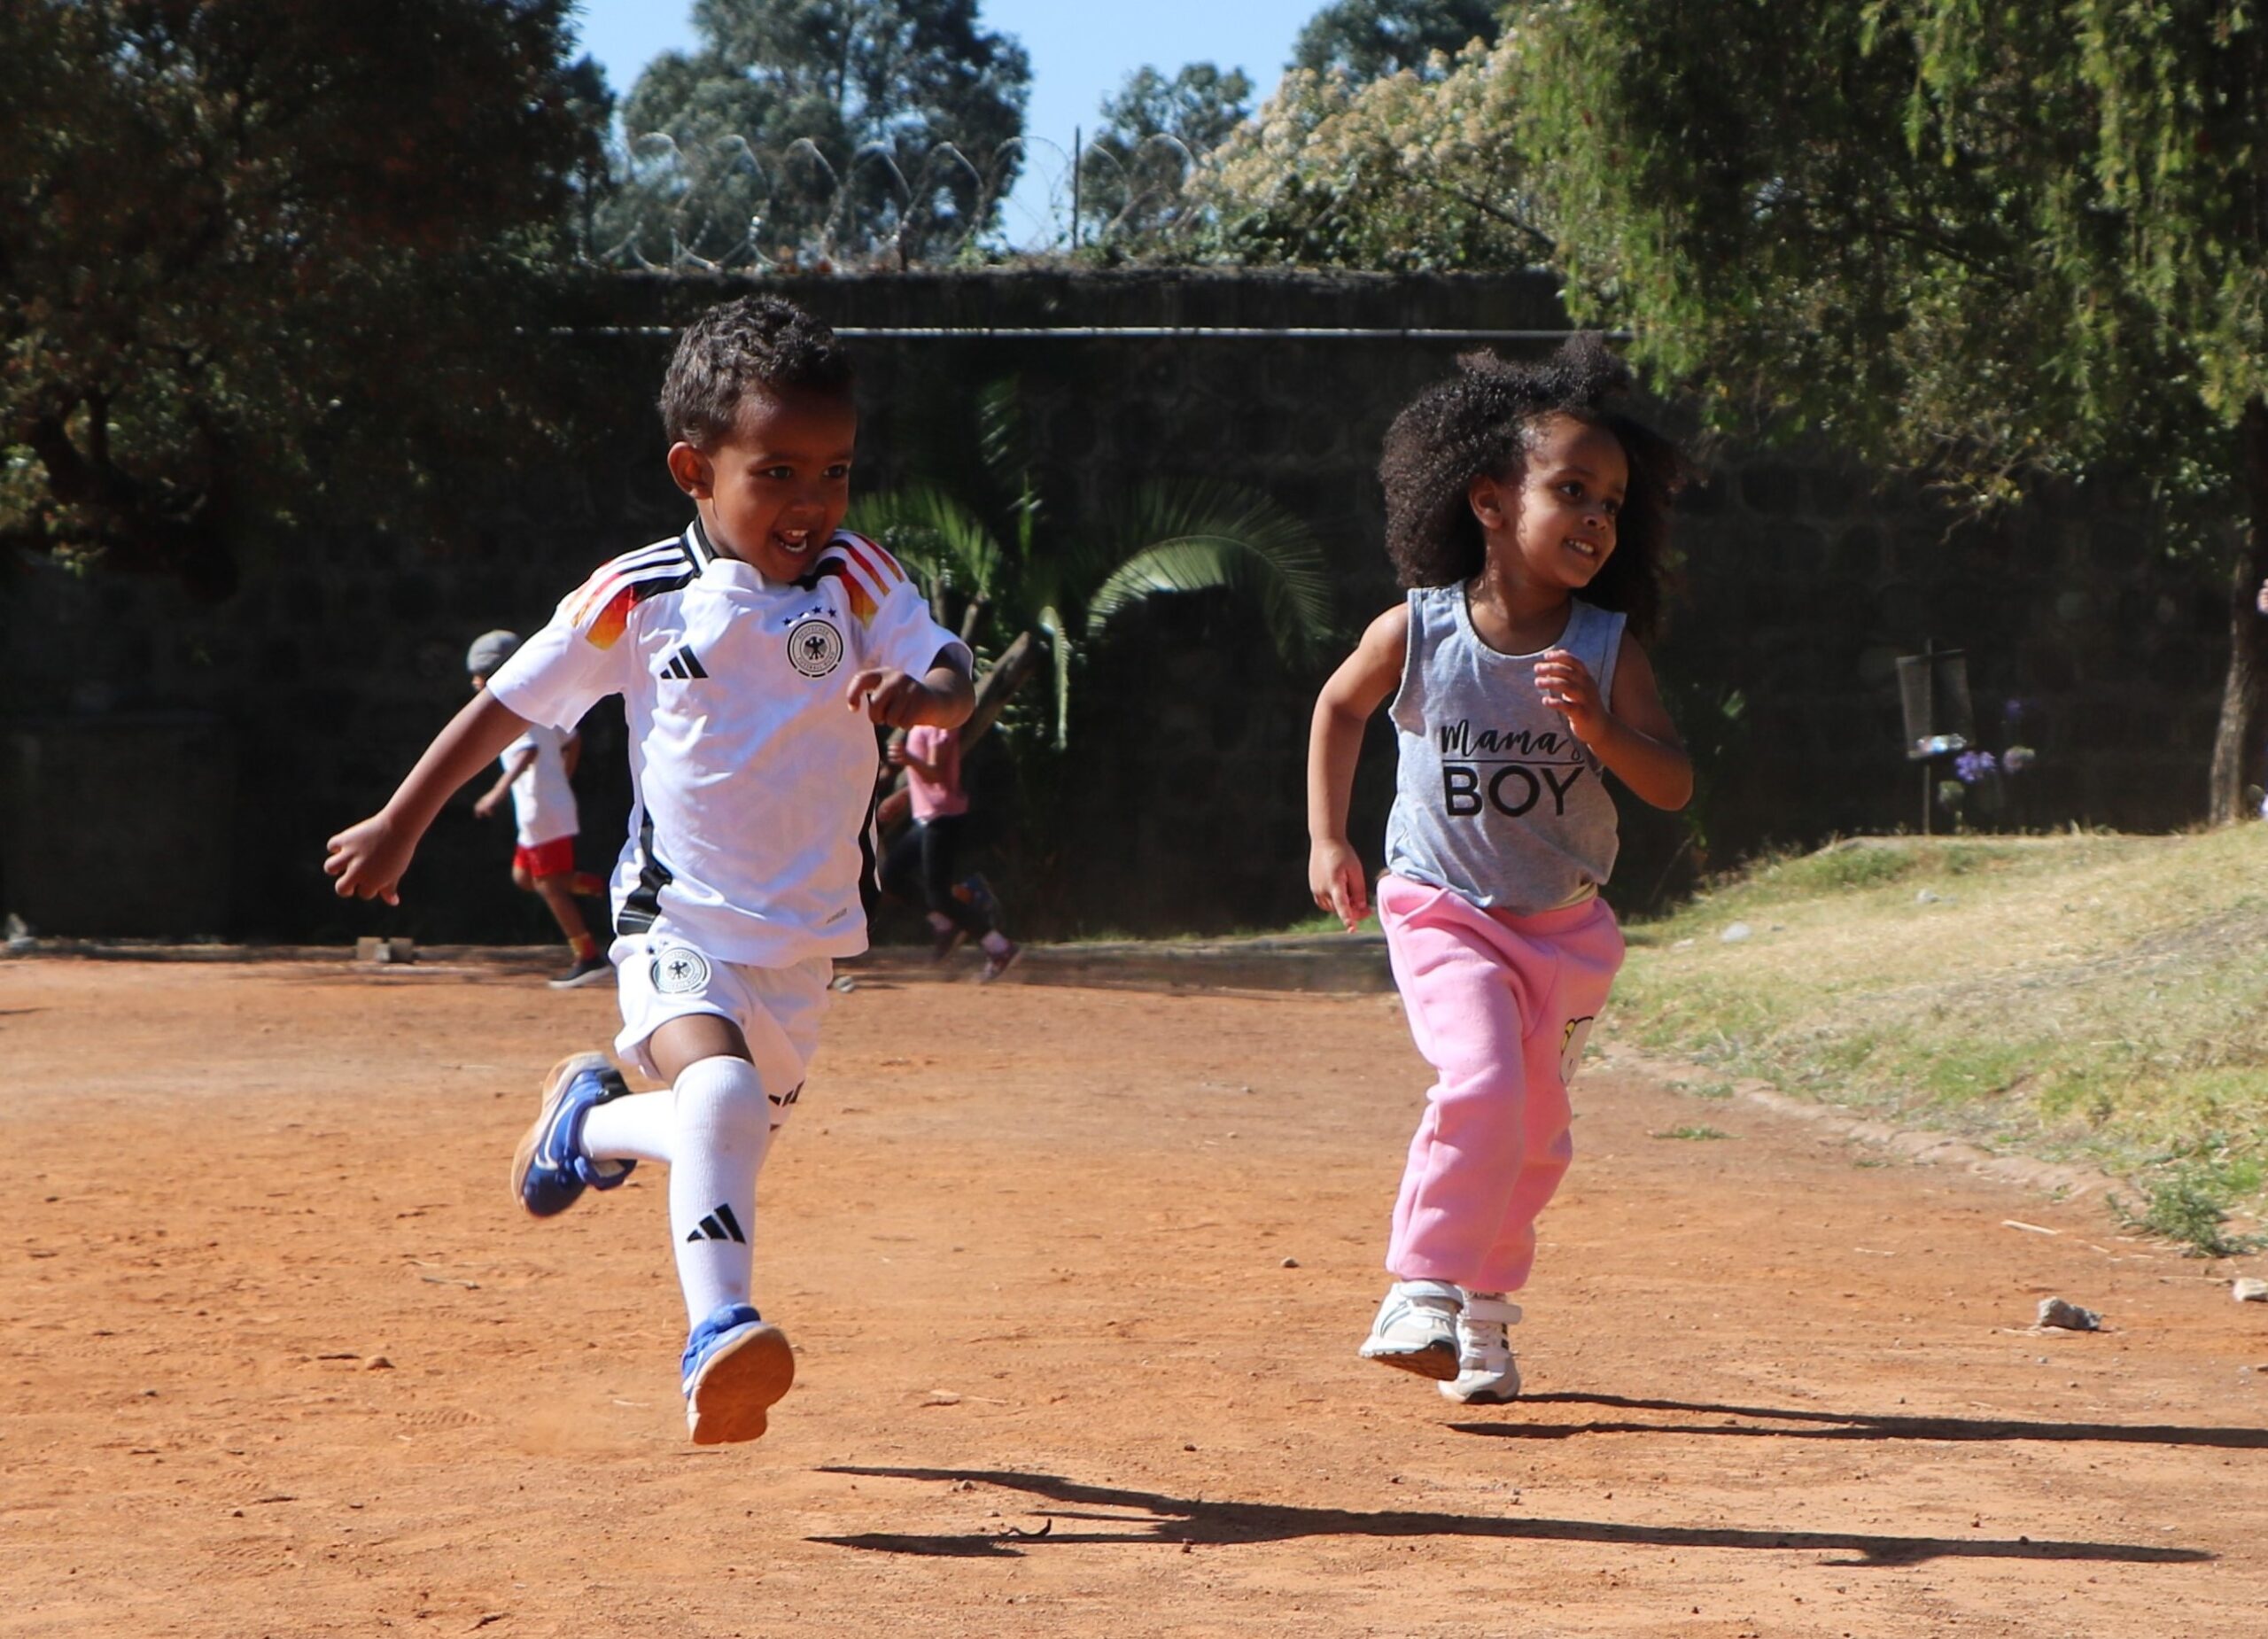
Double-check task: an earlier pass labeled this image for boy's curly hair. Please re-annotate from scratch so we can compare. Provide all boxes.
[1379,333,1686,641]
[659,295,855,448]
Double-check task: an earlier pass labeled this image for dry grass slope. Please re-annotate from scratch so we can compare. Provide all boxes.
[1612,829,2268,1249]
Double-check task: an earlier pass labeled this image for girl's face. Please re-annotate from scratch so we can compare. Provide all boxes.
[1474,414,1628,591]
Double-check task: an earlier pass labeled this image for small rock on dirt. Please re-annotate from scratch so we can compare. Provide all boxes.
[1720,923,1751,944]
[1280,1256,1300,1269]
[2037,1297,2101,1331]
[2233,1278,2268,1303]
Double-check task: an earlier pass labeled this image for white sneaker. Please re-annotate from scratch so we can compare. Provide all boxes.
[1357,1280,1462,1380]
[1439,1291,1523,1404]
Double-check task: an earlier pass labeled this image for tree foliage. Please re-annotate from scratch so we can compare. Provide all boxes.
[606,0,1030,269]
[0,0,594,598]
[1515,0,2268,817]
[1195,38,1547,271]
[1077,63,1254,245]
[1292,0,1505,82]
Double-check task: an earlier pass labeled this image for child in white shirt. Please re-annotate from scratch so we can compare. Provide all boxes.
[327,297,973,1444]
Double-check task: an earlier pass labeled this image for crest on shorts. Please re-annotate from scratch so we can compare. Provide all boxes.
[787,616,844,678]
[653,946,711,995]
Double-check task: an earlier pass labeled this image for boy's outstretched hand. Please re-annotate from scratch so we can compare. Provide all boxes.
[844,666,967,729]
[325,813,414,906]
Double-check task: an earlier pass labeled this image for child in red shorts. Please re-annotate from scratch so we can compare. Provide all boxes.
[467,630,610,988]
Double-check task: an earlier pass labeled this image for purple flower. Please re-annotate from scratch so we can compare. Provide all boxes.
[2003,697,2031,726]
[1953,749,1998,784]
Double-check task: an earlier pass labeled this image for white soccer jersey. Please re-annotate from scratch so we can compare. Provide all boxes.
[488,520,968,967]
[500,721,579,848]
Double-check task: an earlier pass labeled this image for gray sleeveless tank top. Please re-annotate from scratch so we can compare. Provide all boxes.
[1383,586,1626,914]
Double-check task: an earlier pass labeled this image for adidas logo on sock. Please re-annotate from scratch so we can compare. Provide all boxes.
[685,1202,747,1244]
[661,646,708,680]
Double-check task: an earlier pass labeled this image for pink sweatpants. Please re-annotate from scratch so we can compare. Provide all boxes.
[1377,874,1625,1293]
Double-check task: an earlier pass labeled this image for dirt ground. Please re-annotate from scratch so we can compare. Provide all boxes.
[4,952,2265,1638]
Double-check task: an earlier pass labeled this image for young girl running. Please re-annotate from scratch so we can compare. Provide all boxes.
[1306,336,1693,1404]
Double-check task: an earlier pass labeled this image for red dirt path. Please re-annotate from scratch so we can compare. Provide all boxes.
[4,952,2264,1636]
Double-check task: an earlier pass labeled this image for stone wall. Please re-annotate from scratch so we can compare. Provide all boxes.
[0,269,2233,940]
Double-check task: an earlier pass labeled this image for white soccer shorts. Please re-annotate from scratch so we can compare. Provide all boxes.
[611,934,832,1128]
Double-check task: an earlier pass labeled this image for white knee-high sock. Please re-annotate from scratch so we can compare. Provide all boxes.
[662,1055,773,1326]
[581,1089,675,1165]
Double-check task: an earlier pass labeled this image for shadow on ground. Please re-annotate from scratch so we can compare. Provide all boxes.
[811,1464,2211,1566]
[1453,1392,2268,1449]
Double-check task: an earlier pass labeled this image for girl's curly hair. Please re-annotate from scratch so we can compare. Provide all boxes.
[1379,333,1687,641]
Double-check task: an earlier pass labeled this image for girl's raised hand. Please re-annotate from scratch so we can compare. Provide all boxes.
[1309,837,1371,931]
[1534,649,1608,742]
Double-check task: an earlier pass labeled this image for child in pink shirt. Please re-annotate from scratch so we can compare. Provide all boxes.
[882,724,1019,980]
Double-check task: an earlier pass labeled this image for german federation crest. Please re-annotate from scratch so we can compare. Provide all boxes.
[787,617,844,678]
[653,946,712,995]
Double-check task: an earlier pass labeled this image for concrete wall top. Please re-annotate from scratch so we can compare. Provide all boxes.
[575,267,1572,336]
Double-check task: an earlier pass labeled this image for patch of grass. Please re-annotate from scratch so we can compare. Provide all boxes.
[1775,842,1918,893]
[1614,829,2268,1222]
[1653,1124,1732,1141]
[1912,1039,2039,1107]
[2110,1167,2266,1259]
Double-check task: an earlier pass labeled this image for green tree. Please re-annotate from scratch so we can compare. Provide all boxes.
[0,0,593,599]
[1292,0,1503,82]
[607,0,1029,269]
[849,382,1335,755]
[1196,37,1546,271]
[1517,1,2268,821]
[1077,63,1254,246]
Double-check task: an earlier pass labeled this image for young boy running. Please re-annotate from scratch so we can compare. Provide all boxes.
[325,297,974,1444]
[464,629,610,989]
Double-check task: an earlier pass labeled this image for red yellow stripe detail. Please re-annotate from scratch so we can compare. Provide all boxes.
[814,560,878,626]
[583,585,637,650]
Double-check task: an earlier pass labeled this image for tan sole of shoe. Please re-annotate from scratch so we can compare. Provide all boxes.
[508,1052,612,1214]
[686,1323,796,1445]
[1360,1340,1461,1382]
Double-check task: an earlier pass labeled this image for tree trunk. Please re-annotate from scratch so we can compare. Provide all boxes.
[2207,398,2268,824]
[962,627,1043,748]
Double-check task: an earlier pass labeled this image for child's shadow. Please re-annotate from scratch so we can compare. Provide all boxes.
[812,1458,2210,1566]
[1464,1390,2268,1449]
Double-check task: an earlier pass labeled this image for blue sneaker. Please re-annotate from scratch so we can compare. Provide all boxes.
[680,1302,795,1445]
[509,1053,635,1217]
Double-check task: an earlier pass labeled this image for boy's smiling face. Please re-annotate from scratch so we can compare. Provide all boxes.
[667,386,858,582]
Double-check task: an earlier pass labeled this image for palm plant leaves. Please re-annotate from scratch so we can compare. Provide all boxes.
[845,484,1005,600]
[852,385,1339,750]
[1083,479,1335,664]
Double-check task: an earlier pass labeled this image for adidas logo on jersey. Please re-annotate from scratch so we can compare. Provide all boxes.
[660,645,708,680]
[685,1202,747,1244]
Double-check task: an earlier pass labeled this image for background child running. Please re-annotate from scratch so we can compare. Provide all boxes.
[464,629,610,989]
[1306,336,1693,1406]
[326,297,973,1445]
[880,724,1020,980]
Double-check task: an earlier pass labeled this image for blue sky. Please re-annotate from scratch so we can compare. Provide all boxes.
[568,0,1325,245]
